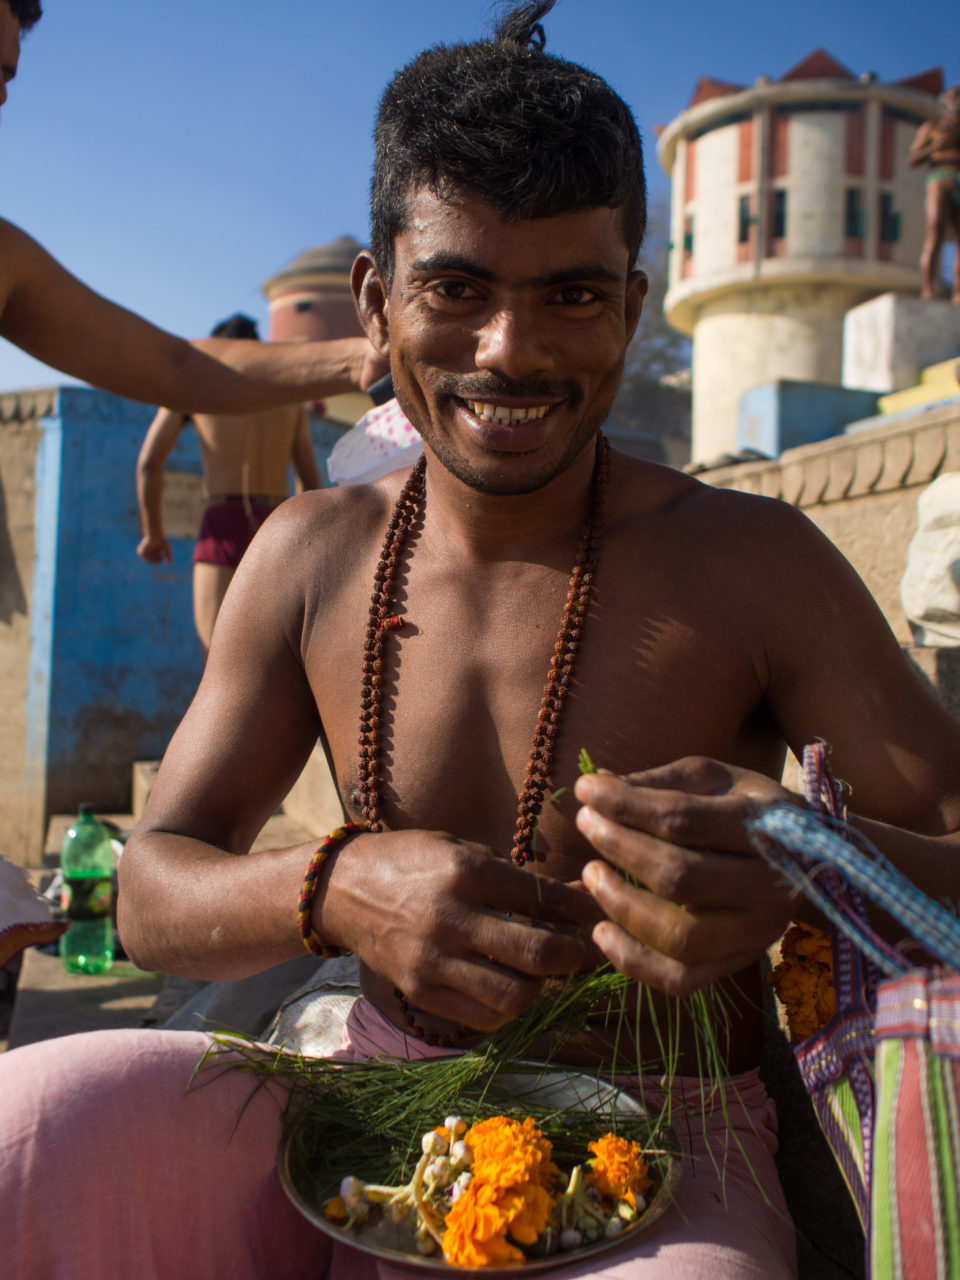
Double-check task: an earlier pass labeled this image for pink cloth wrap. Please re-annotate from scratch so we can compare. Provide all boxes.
[0,999,796,1279]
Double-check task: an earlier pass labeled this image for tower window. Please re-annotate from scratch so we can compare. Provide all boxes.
[771,189,787,240]
[879,193,901,243]
[737,195,753,245]
[845,188,864,239]
[295,300,313,313]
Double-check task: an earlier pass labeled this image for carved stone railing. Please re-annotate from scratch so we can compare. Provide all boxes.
[698,398,960,509]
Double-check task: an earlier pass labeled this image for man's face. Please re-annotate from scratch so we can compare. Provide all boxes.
[0,3,20,114]
[360,188,646,496]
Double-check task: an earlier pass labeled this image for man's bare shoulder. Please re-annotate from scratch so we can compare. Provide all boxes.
[612,451,810,539]
[253,472,406,569]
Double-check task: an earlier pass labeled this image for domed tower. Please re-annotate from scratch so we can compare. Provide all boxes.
[262,235,364,343]
[657,51,942,462]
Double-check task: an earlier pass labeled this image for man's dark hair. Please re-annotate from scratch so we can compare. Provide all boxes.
[7,0,42,32]
[370,0,646,283]
[209,313,260,341]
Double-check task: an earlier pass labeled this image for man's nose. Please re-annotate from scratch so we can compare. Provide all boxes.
[474,306,553,378]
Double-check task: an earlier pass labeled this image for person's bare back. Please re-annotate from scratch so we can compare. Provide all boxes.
[137,321,322,656]
[192,405,310,502]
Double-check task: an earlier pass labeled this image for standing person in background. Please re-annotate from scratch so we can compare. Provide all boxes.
[908,86,960,303]
[0,0,386,410]
[137,314,322,657]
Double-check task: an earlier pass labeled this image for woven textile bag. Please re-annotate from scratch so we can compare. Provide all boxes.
[748,743,960,1280]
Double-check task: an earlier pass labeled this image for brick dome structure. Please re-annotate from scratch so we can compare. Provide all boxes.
[262,235,364,343]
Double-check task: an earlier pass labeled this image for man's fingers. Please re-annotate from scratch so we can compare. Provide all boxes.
[582,858,789,969]
[576,805,784,906]
[575,768,777,855]
[590,920,755,999]
[401,958,546,1032]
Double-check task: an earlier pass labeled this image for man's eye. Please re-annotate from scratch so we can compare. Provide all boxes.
[555,286,598,306]
[429,280,477,301]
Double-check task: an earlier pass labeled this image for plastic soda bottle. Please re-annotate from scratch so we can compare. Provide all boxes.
[59,805,115,975]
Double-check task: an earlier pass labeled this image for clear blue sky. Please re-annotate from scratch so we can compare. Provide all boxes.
[0,0,955,393]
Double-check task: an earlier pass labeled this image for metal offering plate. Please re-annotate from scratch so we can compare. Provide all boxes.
[278,1067,682,1273]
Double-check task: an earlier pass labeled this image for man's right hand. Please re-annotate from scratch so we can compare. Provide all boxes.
[137,534,172,564]
[317,830,603,1033]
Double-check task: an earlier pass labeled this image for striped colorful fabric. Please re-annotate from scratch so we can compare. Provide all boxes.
[747,742,960,1280]
[872,970,960,1280]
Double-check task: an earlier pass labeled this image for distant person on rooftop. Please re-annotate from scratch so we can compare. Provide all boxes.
[0,0,386,411]
[137,314,322,658]
[908,86,960,304]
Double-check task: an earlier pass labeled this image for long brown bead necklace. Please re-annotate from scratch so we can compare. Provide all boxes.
[357,433,611,1042]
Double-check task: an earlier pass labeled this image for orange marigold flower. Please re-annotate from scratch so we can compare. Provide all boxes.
[324,1195,349,1222]
[769,922,835,1043]
[442,1181,525,1268]
[586,1133,653,1208]
[463,1116,558,1190]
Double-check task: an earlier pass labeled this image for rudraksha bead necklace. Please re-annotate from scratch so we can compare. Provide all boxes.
[357,433,611,1042]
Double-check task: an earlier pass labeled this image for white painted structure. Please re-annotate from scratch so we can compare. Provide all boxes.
[657,52,941,461]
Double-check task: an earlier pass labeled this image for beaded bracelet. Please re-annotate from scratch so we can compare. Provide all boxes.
[297,822,366,957]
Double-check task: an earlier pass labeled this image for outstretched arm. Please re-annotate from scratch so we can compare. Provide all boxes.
[0,219,386,411]
[136,407,186,564]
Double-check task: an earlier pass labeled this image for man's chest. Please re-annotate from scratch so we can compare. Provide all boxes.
[309,558,781,867]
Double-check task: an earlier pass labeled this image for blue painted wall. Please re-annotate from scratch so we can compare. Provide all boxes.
[33,388,204,815]
[26,390,346,819]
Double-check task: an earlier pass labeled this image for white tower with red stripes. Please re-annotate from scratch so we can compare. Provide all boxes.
[657,51,942,462]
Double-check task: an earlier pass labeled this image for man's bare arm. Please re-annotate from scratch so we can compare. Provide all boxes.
[908,121,936,167]
[290,407,321,493]
[118,494,596,1025]
[136,407,186,565]
[0,220,386,411]
[577,497,960,993]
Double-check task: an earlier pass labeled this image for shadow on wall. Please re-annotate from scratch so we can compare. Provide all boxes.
[0,475,27,624]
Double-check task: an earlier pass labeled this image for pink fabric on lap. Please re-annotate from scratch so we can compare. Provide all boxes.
[0,1029,331,1280]
[0,1008,797,1279]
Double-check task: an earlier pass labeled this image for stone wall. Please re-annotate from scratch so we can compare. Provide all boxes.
[699,397,960,643]
[0,392,46,862]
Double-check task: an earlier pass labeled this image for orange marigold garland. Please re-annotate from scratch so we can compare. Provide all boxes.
[768,921,837,1042]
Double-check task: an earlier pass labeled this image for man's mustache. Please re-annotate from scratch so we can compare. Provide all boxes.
[434,373,582,404]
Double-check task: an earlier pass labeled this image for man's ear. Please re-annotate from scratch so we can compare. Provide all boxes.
[351,251,390,357]
[624,269,648,343]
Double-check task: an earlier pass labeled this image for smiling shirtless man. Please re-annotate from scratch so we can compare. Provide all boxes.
[4,4,960,1278]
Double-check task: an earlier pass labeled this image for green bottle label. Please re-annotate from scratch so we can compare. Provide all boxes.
[61,875,112,921]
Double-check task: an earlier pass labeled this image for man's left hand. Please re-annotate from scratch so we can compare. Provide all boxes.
[574,757,798,996]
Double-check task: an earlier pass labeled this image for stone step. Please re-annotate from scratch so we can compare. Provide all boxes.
[878,359,960,414]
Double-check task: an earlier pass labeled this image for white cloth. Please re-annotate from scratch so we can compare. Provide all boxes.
[901,472,960,646]
[327,399,422,486]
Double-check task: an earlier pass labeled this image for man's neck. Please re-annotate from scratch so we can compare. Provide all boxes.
[418,438,602,561]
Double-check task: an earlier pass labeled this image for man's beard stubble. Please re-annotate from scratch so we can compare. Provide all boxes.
[392,369,621,496]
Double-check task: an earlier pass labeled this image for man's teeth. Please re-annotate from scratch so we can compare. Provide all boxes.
[466,401,550,425]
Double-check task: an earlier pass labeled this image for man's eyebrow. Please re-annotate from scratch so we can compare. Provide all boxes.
[408,254,624,287]
[410,253,496,281]
[531,263,624,288]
